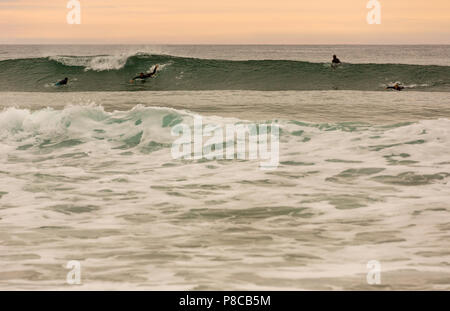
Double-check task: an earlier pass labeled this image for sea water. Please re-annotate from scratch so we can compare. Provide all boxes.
[0,45,449,290]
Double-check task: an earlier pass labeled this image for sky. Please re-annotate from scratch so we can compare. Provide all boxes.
[0,0,449,44]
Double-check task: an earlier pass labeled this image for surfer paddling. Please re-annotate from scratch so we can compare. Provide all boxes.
[55,77,68,86]
[386,83,404,91]
[130,65,159,83]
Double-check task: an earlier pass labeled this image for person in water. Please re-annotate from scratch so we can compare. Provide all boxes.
[386,83,404,91]
[130,65,159,83]
[332,55,341,65]
[55,77,68,86]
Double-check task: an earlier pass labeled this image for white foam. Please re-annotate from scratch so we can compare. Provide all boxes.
[50,54,132,71]
[1,92,450,290]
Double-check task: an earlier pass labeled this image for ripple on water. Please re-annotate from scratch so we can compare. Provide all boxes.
[179,206,312,221]
[326,168,385,183]
[371,172,450,186]
[352,230,406,245]
[301,193,382,210]
[47,204,100,215]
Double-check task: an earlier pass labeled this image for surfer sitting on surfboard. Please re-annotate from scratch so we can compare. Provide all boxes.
[130,65,159,83]
[55,77,68,86]
[386,83,404,91]
[331,55,341,69]
[331,55,341,65]
[332,55,341,65]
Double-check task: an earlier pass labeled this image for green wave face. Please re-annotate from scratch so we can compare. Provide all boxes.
[0,54,449,92]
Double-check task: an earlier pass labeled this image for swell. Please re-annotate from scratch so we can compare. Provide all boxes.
[1,105,449,147]
[1,105,450,185]
[0,54,449,92]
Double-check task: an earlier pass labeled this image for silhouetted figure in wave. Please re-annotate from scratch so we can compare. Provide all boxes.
[331,55,341,69]
[130,65,159,83]
[386,83,404,91]
[55,77,68,86]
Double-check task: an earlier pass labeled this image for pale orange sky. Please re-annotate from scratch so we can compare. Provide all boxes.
[1,0,449,44]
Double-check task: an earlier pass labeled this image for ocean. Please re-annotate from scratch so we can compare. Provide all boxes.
[0,45,449,290]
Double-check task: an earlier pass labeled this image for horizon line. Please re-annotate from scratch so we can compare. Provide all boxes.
[1,43,450,46]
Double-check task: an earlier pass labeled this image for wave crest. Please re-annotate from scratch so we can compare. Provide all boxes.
[49,54,133,71]
[0,54,449,91]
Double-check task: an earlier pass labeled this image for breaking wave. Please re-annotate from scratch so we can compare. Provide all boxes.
[0,53,449,92]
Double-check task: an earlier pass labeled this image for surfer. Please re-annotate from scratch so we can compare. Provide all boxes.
[332,55,341,65]
[386,83,404,91]
[331,55,341,69]
[55,77,68,86]
[130,65,159,83]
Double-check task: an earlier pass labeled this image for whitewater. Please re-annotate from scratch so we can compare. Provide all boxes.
[0,45,449,290]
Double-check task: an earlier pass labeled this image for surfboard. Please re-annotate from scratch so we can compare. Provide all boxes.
[331,62,341,69]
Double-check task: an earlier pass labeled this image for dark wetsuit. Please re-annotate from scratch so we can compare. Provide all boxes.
[331,57,341,70]
[132,66,158,81]
[387,85,404,91]
[56,78,68,86]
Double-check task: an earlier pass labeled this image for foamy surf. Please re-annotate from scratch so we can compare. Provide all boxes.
[1,44,450,291]
[49,54,131,71]
[1,95,449,289]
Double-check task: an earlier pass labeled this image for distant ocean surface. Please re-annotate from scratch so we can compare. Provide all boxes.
[1,45,450,92]
[0,45,449,290]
